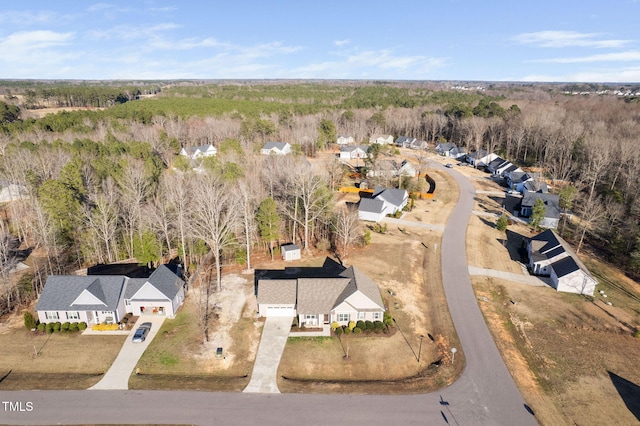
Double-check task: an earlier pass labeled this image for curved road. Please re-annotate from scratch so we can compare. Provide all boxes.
[0,166,537,425]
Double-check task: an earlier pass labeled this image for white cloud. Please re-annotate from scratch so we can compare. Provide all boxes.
[334,39,350,46]
[89,23,180,41]
[513,31,630,48]
[530,50,640,63]
[0,10,57,25]
[0,31,74,51]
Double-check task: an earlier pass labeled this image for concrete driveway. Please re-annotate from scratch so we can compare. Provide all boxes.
[243,316,292,393]
[89,315,166,390]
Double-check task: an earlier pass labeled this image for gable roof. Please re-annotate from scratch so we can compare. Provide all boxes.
[373,187,407,208]
[551,256,582,278]
[297,277,353,313]
[257,279,297,305]
[262,141,290,151]
[358,198,385,214]
[340,144,368,153]
[36,275,126,312]
[339,266,384,309]
[487,157,506,169]
[145,265,184,300]
[523,180,549,193]
[521,193,560,219]
[529,230,593,280]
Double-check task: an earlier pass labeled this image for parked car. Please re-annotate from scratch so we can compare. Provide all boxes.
[132,322,152,343]
[445,163,453,168]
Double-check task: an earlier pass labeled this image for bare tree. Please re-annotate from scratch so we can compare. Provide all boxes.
[576,196,605,254]
[333,205,361,258]
[189,175,240,291]
[84,179,119,263]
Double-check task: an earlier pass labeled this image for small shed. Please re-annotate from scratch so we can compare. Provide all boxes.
[281,244,301,261]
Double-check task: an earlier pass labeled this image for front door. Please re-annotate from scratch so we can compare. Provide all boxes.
[305,314,317,326]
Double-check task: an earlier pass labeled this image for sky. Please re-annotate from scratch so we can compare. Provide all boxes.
[1,1,640,82]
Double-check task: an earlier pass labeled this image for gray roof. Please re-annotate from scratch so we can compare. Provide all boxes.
[281,244,300,253]
[257,279,297,304]
[373,187,407,208]
[487,157,506,169]
[530,230,593,279]
[521,193,560,219]
[436,142,456,151]
[339,266,384,309]
[502,164,519,175]
[262,141,289,151]
[468,149,488,159]
[551,256,581,278]
[523,180,549,193]
[36,275,126,312]
[144,265,184,300]
[509,172,530,183]
[359,198,385,214]
[185,144,215,155]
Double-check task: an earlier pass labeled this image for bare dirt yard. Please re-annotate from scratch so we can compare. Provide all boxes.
[130,273,261,391]
[458,159,640,425]
[0,311,126,390]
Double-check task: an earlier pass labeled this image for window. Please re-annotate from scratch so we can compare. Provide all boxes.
[125,299,131,306]
[45,312,59,320]
[337,313,349,322]
[373,312,381,320]
[358,312,365,320]
[66,311,80,320]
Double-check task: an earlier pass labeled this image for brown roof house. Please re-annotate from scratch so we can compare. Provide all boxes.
[255,258,385,329]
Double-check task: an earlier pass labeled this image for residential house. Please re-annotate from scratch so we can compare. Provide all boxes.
[358,187,408,222]
[339,144,369,160]
[528,230,597,295]
[281,244,301,261]
[35,265,185,324]
[366,159,415,178]
[336,135,355,145]
[466,149,498,167]
[520,192,560,229]
[369,134,394,145]
[486,157,511,176]
[261,142,292,155]
[522,179,549,194]
[435,142,465,158]
[500,164,522,179]
[180,144,217,159]
[255,257,385,326]
[395,136,417,148]
[408,139,428,150]
[506,171,531,191]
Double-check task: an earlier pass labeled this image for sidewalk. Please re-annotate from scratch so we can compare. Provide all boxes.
[468,266,550,287]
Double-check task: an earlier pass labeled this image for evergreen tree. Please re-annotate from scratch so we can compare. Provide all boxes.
[256,197,280,261]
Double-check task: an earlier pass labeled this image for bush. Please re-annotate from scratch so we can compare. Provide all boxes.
[343,326,352,335]
[374,320,385,330]
[37,323,45,332]
[363,230,371,245]
[330,321,340,331]
[61,322,70,332]
[45,323,54,334]
[383,311,394,327]
[68,322,79,332]
[23,311,37,330]
[53,322,61,332]
[365,320,374,330]
[78,322,87,331]
[353,327,362,334]
[348,321,356,330]
[356,320,366,330]
[334,326,343,336]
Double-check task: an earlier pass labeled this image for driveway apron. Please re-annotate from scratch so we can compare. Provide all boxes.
[89,316,166,390]
[243,316,292,393]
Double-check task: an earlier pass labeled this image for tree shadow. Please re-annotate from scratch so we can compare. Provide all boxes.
[609,371,640,421]
[0,369,12,383]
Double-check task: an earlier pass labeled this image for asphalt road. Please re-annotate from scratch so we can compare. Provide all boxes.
[0,165,538,426]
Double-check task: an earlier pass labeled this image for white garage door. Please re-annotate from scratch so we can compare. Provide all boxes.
[264,306,295,317]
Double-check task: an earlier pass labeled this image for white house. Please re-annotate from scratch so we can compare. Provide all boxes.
[528,229,597,296]
[180,144,217,159]
[261,142,292,155]
[520,193,560,229]
[339,144,369,160]
[281,244,301,261]
[466,150,498,167]
[369,134,394,145]
[336,135,355,145]
[358,187,409,222]
[435,142,466,159]
[256,258,385,326]
[35,265,185,324]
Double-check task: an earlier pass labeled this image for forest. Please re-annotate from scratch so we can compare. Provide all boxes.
[0,80,639,317]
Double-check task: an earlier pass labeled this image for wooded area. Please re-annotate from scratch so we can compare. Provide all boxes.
[0,80,639,317]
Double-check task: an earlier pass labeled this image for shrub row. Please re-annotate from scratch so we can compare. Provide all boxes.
[334,320,388,336]
[36,321,87,333]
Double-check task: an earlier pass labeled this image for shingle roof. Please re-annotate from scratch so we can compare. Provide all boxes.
[36,275,126,312]
[262,141,289,151]
[340,266,384,309]
[257,279,297,304]
[359,198,385,214]
[551,256,581,278]
[146,265,184,300]
[373,187,407,208]
[297,277,353,313]
[281,244,300,254]
[521,193,560,219]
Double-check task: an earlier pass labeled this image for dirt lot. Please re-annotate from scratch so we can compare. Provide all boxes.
[457,157,640,425]
[131,273,261,391]
[0,312,126,389]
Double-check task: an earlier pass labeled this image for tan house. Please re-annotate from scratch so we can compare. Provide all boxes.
[255,258,385,326]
